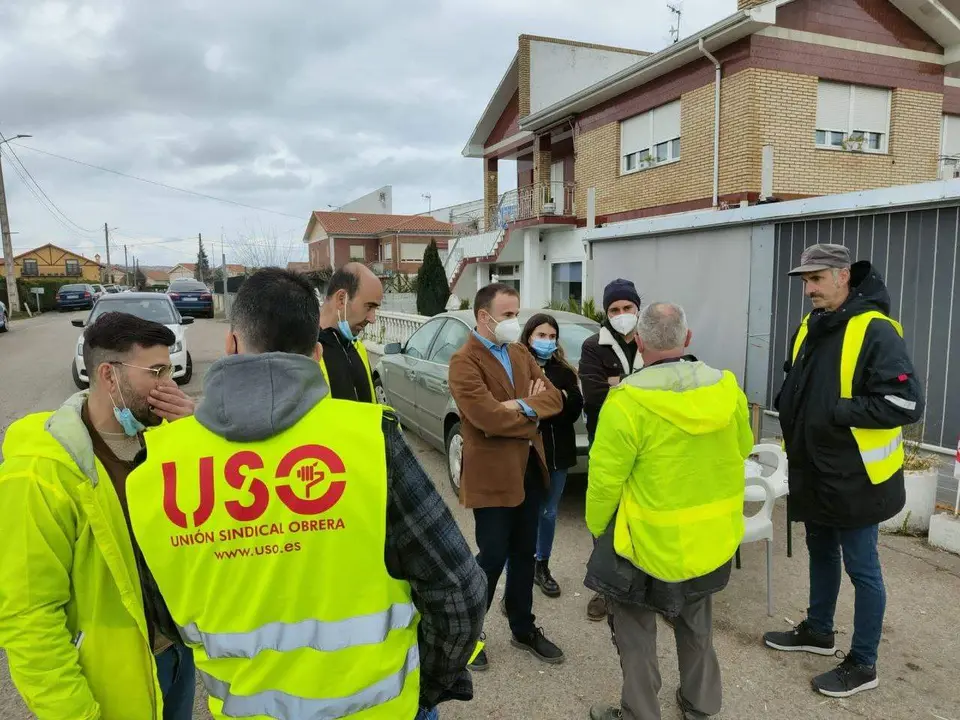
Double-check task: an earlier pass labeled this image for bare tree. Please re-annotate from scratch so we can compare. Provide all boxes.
[228,218,301,270]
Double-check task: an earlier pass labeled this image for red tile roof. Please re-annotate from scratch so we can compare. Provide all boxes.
[310,211,455,236]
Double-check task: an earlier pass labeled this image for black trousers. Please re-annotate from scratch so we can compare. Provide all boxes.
[472,450,543,638]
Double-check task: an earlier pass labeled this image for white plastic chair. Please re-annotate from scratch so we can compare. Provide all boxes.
[744,443,788,502]
[742,470,777,617]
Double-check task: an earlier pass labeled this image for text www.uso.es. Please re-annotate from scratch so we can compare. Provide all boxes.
[214,541,302,560]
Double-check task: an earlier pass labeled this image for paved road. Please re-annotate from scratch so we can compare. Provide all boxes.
[2,314,959,720]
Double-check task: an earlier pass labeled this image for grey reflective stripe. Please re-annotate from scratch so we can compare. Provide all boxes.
[884,395,917,411]
[860,431,903,464]
[179,602,417,659]
[201,643,419,720]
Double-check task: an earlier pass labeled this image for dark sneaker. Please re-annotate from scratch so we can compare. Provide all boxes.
[587,592,607,622]
[676,688,709,719]
[468,632,489,672]
[511,627,565,664]
[763,620,836,656]
[589,705,622,720]
[812,656,878,698]
[535,559,562,598]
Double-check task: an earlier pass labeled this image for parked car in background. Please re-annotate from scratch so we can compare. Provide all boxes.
[71,292,194,389]
[104,285,121,294]
[56,283,96,311]
[167,278,214,318]
[372,309,599,493]
[0,300,7,333]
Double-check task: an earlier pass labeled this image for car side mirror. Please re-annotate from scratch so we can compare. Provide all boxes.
[71,319,85,328]
[384,342,402,355]
[180,316,195,325]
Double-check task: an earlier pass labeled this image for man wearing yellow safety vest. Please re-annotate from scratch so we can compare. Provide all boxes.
[763,244,924,699]
[585,302,754,720]
[317,262,382,402]
[0,312,197,719]
[126,268,486,720]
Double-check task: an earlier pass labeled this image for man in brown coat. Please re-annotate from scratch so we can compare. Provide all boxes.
[449,283,566,671]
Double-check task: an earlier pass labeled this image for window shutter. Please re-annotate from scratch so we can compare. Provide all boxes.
[943,115,960,157]
[816,81,851,131]
[620,112,651,156]
[851,86,890,134]
[652,100,682,144]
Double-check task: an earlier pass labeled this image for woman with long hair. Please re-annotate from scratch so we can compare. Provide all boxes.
[520,313,584,598]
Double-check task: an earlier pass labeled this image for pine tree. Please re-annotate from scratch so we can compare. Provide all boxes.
[196,235,211,282]
[415,240,450,317]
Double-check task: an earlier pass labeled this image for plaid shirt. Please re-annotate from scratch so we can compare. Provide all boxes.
[383,414,487,709]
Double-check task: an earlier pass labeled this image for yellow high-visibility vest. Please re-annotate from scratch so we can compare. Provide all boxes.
[319,336,377,401]
[792,310,905,485]
[127,399,420,720]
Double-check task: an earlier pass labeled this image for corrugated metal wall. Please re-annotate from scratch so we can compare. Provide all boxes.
[768,205,960,449]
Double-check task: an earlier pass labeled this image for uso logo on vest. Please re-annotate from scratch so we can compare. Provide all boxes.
[163,444,348,552]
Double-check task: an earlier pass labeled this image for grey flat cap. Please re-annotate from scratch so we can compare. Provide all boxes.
[788,243,851,276]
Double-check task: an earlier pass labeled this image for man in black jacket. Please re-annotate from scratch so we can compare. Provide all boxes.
[763,244,924,699]
[578,278,643,621]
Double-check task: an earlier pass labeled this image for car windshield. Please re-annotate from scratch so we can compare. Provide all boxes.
[90,297,178,325]
[554,321,599,367]
[59,284,87,293]
[170,281,208,292]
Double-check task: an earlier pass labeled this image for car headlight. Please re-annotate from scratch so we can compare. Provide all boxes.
[171,341,183,353]
[77,340,84,357]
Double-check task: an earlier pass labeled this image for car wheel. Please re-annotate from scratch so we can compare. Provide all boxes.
[208,309,215,319]
[177,352,193,386]
[0,319,7,333]
[373,375,388,405]
[71,360,88,390]
[444,420,463,498]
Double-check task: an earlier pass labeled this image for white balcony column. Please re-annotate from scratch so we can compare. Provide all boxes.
[521,228,546,308]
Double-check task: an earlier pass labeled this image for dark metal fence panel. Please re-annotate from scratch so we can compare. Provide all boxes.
[768,204,960,449]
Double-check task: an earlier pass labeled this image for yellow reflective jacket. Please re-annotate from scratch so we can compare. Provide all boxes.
[319,335,376,401]
[0,393,162,720]
[587,361,755,583]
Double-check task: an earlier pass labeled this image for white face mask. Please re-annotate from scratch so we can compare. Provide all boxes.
[610,313,638,336]
[492,317,522,345]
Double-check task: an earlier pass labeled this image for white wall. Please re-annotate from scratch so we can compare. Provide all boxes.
[529,40,644,116]
[591,226,754,384]
[340,186,392,215]
[430,198,485,226]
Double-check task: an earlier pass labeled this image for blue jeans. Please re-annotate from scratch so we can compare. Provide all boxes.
[155,644,196,720]
[416,707,439,720]
[536,469,568,561]
[805,522,886,666]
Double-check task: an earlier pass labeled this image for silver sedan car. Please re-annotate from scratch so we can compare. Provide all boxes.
[372,309,599,494]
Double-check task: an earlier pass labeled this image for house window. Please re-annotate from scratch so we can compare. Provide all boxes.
[551,262,582,305]
[22,259,39,276]
[620,99,681,174]
[400,243,428,263]
[65,259,81,276]
[941,115,960,179]
[383,242,392,261]
[349,245,365,262]
[815,81,890,153]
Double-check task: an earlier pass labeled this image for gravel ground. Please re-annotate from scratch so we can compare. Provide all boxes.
[1,315,958,720]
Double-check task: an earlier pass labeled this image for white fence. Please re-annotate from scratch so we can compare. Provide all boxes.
[360,310,427,349]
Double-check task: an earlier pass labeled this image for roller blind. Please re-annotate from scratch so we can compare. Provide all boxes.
[620,112,650,156]
[400,243,428,262]
[851,85,890,134]
[942,115,960,157]
[652,100,682,145]
[816,81,851,131]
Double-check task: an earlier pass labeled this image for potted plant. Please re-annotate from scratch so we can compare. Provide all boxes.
[843,135,866,153]
[880,423,939,534]
[541,186,556,215]
[638,151,654,170]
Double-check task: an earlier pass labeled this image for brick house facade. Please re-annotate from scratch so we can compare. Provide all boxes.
[303,211,454,277]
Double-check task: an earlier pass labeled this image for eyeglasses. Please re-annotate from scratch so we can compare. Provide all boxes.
[111,361,174,380]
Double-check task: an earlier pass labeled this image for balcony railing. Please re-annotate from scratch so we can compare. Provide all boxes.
[513,181,576,222]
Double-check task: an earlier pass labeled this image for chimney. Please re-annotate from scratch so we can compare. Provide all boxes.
[738,0,767,8]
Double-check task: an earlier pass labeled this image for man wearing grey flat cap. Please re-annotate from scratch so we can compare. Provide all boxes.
[763,244,924,700]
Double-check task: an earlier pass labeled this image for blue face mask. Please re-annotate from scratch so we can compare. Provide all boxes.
[531,339,558,359]
[110,368,146,437]
[337,307,355,342]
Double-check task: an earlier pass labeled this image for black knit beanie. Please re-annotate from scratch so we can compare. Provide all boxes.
[602,278,642,312]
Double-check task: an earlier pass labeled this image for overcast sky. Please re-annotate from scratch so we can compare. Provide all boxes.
[0,0,732,268]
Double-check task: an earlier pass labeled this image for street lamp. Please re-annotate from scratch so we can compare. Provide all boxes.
[0,133,31,315]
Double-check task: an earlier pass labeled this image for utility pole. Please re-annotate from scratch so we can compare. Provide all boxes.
[0,152,20,314]
[134,258,139,290]
[221,227,229,318]
[103,223,112,285]
[197,232,204,283]
[124,245,129,286]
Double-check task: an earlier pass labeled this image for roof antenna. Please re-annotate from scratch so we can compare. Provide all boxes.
[668,2,682,44]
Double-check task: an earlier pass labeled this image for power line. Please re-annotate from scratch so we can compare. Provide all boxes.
[14,144,307,220]
[0,131,97,235]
